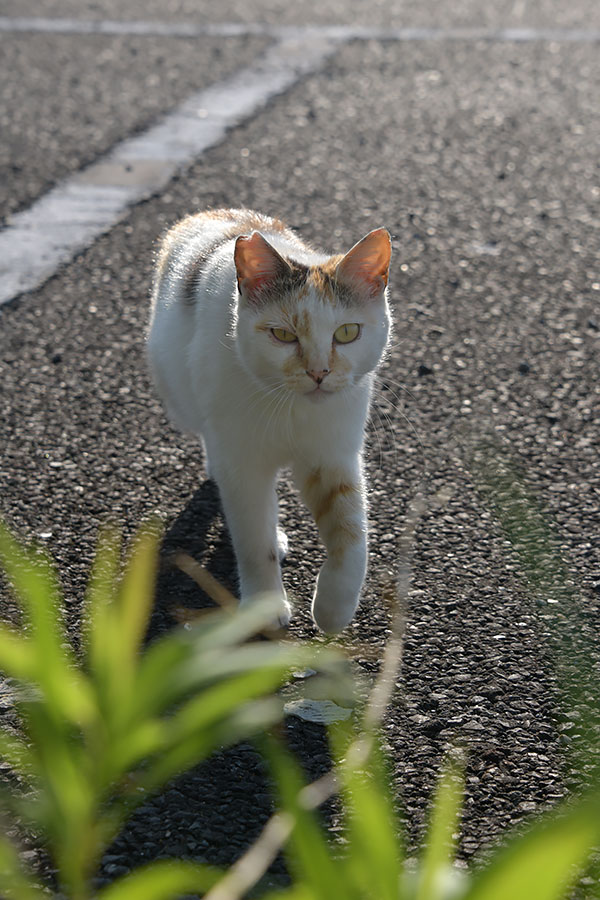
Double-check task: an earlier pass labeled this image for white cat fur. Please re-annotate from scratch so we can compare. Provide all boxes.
[147,209,391,632]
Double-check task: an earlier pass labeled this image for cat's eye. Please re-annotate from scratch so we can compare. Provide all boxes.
[271,327,298,343]
[333,323,361,344]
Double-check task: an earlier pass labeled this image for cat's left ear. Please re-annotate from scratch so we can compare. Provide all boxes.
[336,228,392,298]
[234,232,290,304]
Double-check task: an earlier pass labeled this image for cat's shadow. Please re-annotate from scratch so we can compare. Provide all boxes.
[150,478,236,636]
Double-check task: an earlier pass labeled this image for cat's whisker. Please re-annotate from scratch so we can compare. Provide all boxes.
[254,383,289,452]
[371,405,384,470]
[370,399,394,475]
[269,390,293,455]
[375,371,420,406]
[269,387,293,443]
[238,378,285,420]
[373,373,419,420]
[370,375,427,481]
[383,336,406,355]
[285,393,295,450]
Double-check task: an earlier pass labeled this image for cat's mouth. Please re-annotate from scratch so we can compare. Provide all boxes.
[304,386,332,401]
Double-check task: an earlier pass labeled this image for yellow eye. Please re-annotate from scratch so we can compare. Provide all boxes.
[271,327,298,343]
[334,323,361,344]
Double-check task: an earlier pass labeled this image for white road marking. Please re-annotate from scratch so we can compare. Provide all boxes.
[1,17,599,41]
[1,16,599,306]
[0,32,340,306]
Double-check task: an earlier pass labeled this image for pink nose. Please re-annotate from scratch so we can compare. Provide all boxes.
[306,368,330,385]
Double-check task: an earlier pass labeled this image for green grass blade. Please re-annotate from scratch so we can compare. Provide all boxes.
[133,642,337,787]
[126,637,192,723]
[19,702,95,859]
[0,625,37,681]
[266,739,352,900]
[128,664,289,777]
[129,623,300,726]
[0,728,38,778]
[189,594,298,653]
[0,523,69,666]
[83,522,121,678]
[463,790,600,900]
[170,659,295,732]
[0,525,94,726]
[85,523,160,729]
[344,768,401,900]
[99,523,161,736]
[101,720,165,784]
[178,639,340,698]
[260,887,316,900]
[141,697,283,792]
[0,836,48,899]
[416,754,464,900]
[330,723,402,900]
[116,521,161,676]
[96,859,221,900]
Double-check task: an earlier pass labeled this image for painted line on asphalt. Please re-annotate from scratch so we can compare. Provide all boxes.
[2,16,600,306]
[1,17,600,42]
[0,32,341,306]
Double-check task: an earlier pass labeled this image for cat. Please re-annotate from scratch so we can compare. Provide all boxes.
[147,208,392,633]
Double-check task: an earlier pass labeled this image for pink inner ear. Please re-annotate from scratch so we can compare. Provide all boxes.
[336,228,392,293]
[234,232,288,292]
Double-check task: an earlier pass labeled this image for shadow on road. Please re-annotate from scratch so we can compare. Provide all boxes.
[150,478,237,636]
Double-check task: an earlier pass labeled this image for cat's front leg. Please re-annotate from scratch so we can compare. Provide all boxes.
[213,461,291,629]
[295,461,368,633]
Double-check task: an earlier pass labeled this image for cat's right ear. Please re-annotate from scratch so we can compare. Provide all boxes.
[234,232,289,305]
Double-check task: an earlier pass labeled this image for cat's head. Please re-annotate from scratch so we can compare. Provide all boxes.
[233,228,392,400]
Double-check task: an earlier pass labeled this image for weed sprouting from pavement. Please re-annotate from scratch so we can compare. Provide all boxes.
[0,521,342,900]
[470,440,600,787]
[1,478,600,900]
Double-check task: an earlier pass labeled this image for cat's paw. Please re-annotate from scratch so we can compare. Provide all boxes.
[276,527,289,562]
[270,598,292,632]
[239,591,292,632]
[311,565,360,634]
[199,436,213,479]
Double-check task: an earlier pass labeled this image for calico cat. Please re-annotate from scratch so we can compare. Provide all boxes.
[147,209,391,632]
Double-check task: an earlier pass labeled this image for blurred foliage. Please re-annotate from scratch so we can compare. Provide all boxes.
[0,521,339,900]
[251,730,600,900]
[1,460,600,900]
[201,460,600,900]
[470,441,600,782]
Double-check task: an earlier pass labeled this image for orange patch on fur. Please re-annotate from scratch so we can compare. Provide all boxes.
[319,254,345,277]
[282,350,305,379]
[156,209,299,303]
[304,468,360,522]
[314,482,358,523]
[308,255,353,305]
[327,519,364,566]
[303,468,363,564]
[290,308,311,338]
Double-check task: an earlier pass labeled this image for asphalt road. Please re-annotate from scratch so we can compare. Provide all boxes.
[1,1,599,894]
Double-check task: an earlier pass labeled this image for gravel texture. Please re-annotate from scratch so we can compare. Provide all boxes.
[1,16,600,896]
[3,0,600,30]
[0,32,270,222]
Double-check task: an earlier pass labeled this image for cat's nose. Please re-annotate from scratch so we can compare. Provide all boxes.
[306,368,330,385]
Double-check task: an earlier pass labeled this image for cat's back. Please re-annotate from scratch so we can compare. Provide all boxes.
[153,208,324,312]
